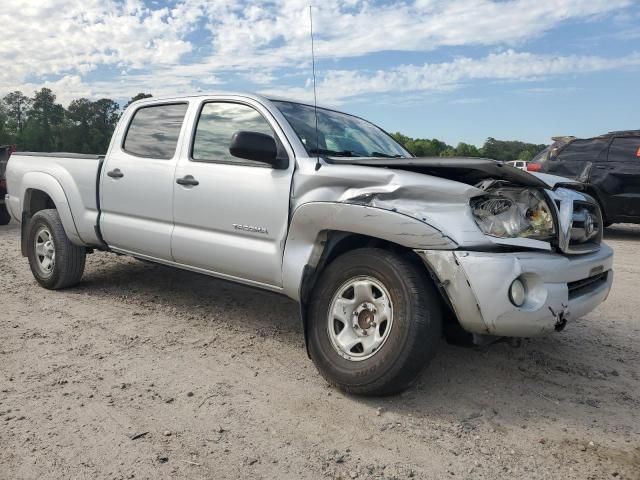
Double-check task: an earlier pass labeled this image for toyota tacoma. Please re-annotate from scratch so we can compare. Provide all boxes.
[5,93,613,395]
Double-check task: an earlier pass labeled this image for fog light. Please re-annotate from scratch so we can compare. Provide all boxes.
[509,278,526,307]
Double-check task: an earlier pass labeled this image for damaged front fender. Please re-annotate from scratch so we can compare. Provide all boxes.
[281,201,456,300]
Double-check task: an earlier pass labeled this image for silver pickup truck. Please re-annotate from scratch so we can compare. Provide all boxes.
[5,93,613,395]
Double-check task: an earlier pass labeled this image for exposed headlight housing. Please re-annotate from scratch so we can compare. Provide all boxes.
[471,188,555,239]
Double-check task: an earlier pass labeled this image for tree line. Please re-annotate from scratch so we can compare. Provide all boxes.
[0,89,151,154]
[0,87,547,160]
[390,132,547,162]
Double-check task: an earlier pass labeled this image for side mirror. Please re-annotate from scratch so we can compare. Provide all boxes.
[229,131,288,169]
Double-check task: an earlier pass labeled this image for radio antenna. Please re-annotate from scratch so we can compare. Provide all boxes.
[309,5,321,171]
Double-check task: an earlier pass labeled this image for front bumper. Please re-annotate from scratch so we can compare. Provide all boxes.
[416,244,613,337]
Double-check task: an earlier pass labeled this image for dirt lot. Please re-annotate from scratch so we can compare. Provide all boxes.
[0,220,638,480]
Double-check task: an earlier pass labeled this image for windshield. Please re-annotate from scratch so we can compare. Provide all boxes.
[272,100,410,158]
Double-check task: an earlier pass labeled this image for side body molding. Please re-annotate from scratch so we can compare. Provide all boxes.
[19,172,83,245]
[281,201,457,300]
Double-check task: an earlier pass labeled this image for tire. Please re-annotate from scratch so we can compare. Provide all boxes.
[26,209,86,289]
[307,248,442,396]
[0,204,10,225]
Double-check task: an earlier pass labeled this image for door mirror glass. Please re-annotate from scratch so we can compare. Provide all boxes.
[229,131,285,168]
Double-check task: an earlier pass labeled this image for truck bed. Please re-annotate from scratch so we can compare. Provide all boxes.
[6,152,104,246]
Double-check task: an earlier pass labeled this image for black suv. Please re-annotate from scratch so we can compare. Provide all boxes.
[528,130,640,226]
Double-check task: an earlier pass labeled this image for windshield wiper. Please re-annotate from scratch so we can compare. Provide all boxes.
[371,151,404,158]
[309,148,363,157]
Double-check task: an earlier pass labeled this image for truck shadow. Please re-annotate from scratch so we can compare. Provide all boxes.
[74,253,635,444]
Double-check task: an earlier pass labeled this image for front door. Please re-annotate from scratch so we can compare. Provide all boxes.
[171,99,294,288]
[100,102,189,259]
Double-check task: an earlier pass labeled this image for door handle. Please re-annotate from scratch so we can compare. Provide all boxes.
[176,175,199,186]
[107,168,124,179]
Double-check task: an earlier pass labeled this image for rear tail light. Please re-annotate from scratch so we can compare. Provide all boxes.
[527,163,542,172]
[636,146,640,158]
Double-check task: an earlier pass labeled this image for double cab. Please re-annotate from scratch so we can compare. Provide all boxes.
[5,93,614,395]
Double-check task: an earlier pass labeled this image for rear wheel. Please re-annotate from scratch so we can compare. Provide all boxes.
[26,209,86,289]
[0,204,10,225]
[307,248,442,396]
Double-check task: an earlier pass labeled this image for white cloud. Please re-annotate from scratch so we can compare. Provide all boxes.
[0,0,636,104]
[262,50,640,104]
[192,0,632,69]
[0,0,196,85]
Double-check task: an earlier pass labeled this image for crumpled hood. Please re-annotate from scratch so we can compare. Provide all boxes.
[324,156,551,189]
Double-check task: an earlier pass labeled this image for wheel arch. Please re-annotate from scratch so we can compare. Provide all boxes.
[282,202,458,352]
[19,173,82,255]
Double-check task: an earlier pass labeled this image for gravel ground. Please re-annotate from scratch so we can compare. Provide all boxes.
[1,219,639,480]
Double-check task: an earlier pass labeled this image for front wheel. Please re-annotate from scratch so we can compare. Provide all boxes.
[307,248,442,396]
[26,209,86,289]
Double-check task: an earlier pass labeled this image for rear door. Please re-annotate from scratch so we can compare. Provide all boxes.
[602,136,640,219]
[100,102,189,259]
[547,138,608,181]
[171,98,294,288]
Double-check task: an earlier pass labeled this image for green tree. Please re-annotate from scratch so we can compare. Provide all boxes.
[67,98,120,153]
[440,146,457,157]
[3,91,31,142]
[481,137,546,161]
[0,101,9,144]
[517,150,534,161]
[23,88,65,151]
[124,93,152,109]
[90,99,120,153]
[452,142,481,157]
[66,98,94,152]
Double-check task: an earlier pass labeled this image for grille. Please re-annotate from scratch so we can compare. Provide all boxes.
[568,271,608,299]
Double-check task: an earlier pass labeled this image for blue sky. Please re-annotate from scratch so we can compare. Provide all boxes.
[1,0,639,146]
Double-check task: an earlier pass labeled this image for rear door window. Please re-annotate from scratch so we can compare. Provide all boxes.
[557,139,609,163]
[123,103,188,159]
[608,137,640,162]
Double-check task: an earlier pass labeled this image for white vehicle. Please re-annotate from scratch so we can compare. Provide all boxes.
[507,160,529,170]
[5,93,613,395]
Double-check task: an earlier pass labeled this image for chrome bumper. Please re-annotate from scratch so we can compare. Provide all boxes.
[416,244,614,337]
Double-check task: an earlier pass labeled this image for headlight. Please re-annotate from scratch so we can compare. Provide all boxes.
[471,188,555,239]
